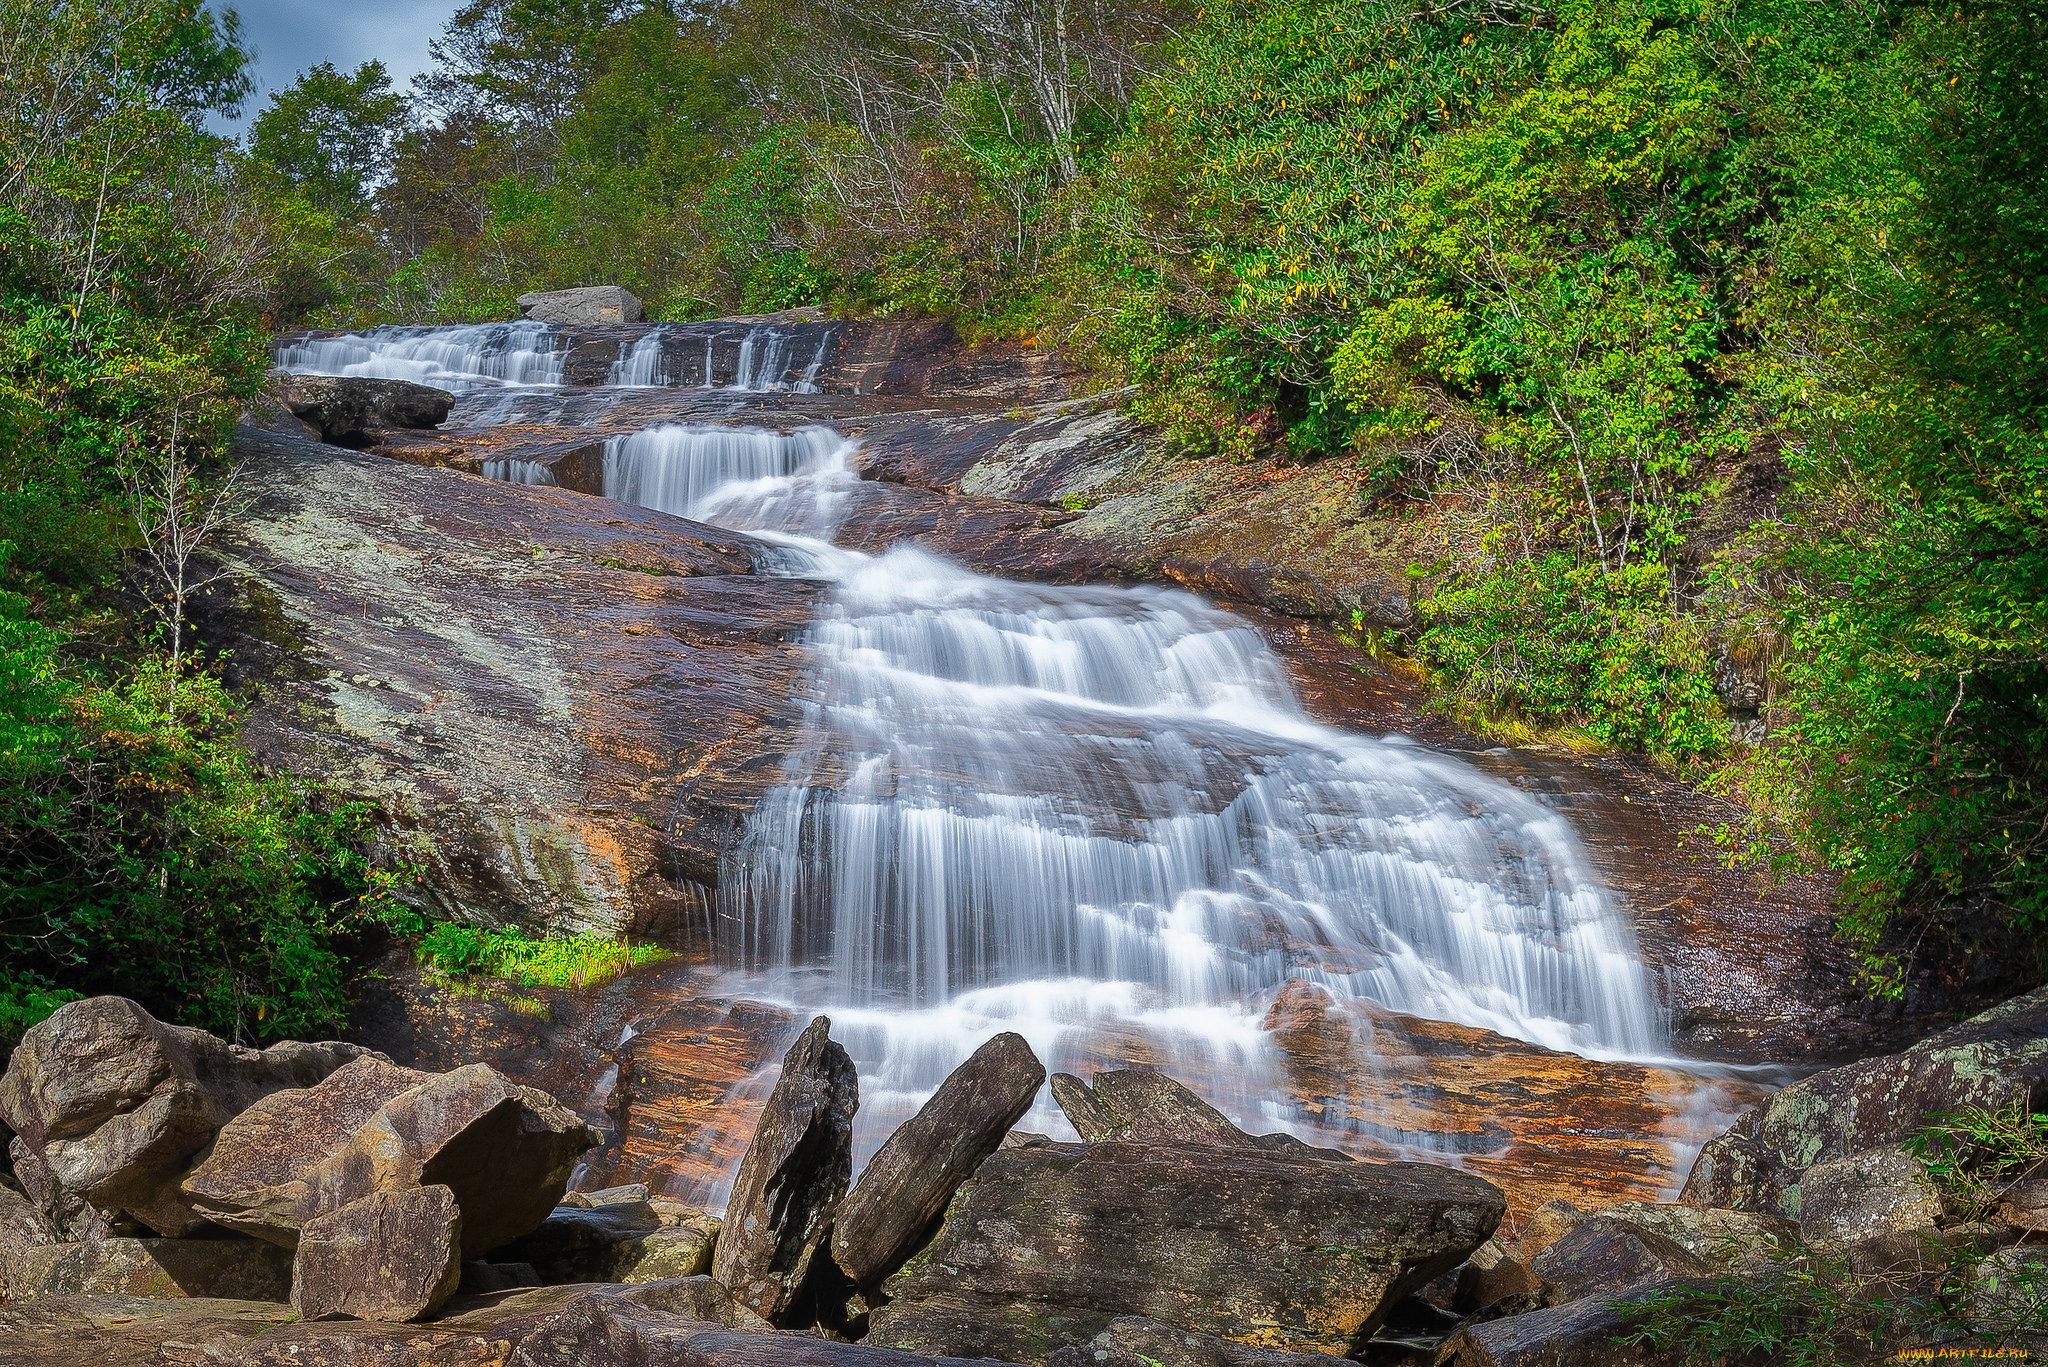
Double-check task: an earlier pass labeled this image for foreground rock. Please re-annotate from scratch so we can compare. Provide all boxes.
[501,1198,721,1283]
[291,1185,463,1321]
[868,1140,1504,1362]
[278,376,453,445]
[1436,1291,1671,1367]
[0,996,370,1237]
[833,1033,1046,1288]
[517,285,644,324]
[182,1060,597,1256]
[1681,983,2048,1219]
[1049,1069,1343,1161]
[1048,1316,1355,1367]
[712,1016,859,1325]
[6,1234,292,1301]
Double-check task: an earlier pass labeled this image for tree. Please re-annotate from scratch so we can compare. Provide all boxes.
[249,61,407,216]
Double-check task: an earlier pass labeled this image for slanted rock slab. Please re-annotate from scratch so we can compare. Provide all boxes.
[711,1016,858,1326]
[292,1184,463,1323]
[1436,1289,1676,1366]
[7,1234,292,1301]
[833,1032,1045,1288]
[1049,1069,1347,1162]
[1530,1216,1709,1305]
[869,1140,1504,1363]
[0,1294,296,1367]
[0,996,371,1236]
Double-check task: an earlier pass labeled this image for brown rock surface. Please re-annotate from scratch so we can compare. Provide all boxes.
[186,1063,595,1257]
[7,1234,293,1301]
[870,1140,1504,1362]
[0,996,371,1236]
[1048,1069,1342,1161]
[833,1032,1045,1288]
[0,1294,296,1366]
[711,1016,858,1326]
[1436,1291,1675,1366]
[1529,1217,1710,1304]
[292,1184,464,1322]
[499,1200,721,1284]
[196,425,818,937]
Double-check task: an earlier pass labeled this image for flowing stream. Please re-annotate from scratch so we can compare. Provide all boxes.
[275,330,1684,1200]
[596,424,1668,1189]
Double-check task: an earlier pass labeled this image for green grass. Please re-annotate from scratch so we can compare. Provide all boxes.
[414,923,671,990]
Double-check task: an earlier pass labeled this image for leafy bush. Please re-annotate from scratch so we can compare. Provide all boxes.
[414,922,670,990]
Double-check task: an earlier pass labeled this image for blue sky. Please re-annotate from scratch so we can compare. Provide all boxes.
[210,0,466,134]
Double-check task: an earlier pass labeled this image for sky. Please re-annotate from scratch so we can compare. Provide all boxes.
[208,0,466,135]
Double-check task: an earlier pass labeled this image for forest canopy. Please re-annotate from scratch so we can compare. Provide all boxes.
[1,0,2043,1030]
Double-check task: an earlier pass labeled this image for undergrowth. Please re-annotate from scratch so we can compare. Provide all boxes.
[408,919,671,991]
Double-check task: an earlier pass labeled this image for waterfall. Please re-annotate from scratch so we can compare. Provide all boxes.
[526,422,1669,1193]
[274,322,565,391]
[482,458,558,485]
[609,329,670,387]
[730,327,792,391]
[601,424,845,524]
[794,332,832,393]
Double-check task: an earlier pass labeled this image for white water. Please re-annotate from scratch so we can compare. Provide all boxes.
[482,457,558,485]
[593,425,1668,1196]
[609,328,671,387]
[275,322,565,391]
[731,326,793,390]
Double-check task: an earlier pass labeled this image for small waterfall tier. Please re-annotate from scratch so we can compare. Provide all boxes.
[275,322,565,390]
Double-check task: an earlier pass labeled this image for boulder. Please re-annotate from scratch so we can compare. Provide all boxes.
[0,1177,55,1297]
[508,1291,1012,1367]
[1530,1216,1710,1305]
[461,1259,544,1293]
[515,286,644,325]
[277,376,455,445]
[1046,1316,1349,1367]
[0,996,371,1236]
[291,1184,464,1322]
[1436,1290,1675,1366]
[499,1199,721,1284]
[1591,1202,1792,1270]
[5,1233,292,1301]
[1455,1254,1544,1316]
[562,1183,653,1208]
[833,1032,1046,1288]
[1681,985,2048,1218]
[1048,1070,1344,1161]
[868,1140,1504,1363]
[711,1016,858,1326]
[1511,1198,1587,1262]
[182,1061,597,1257]
[1794,1149,1944,1248]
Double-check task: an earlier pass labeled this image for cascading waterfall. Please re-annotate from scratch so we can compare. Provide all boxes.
[482,457,558,485]
[274,322,565,390]
[794,332,831,394]
[572,423,1668,1192]
[609,329,671,387]
[730,326,792,390]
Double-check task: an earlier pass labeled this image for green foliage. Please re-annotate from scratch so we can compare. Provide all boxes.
[413,922,670,990]
[249,62,408,216]
[1906,1098,2048,1222]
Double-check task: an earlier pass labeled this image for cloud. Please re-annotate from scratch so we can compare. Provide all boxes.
[211,0,466,133]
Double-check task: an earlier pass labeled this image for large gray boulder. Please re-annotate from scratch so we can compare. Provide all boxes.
[834,1032,1045,1288]
[0,996,371,1236]
[516,285,644,324]
[291,1184,464,1322]
[867,1139,1504,1363]
[711,1016,858,1326]
[277,375,454,445]
[1436,1290,1675,1366]
[1681,985,2048,1218]
[181,1060,597,1257]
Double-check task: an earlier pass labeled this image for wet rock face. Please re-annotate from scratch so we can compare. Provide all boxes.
[869,1140,1505,1363]
[518,285,645,324]
[279,376,454,446]
[1680,984,2048,1218]
[711,1016,859,1326]
[833,1033,1046,1289]
[0,996,371,1237]
[198,426,817,936]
